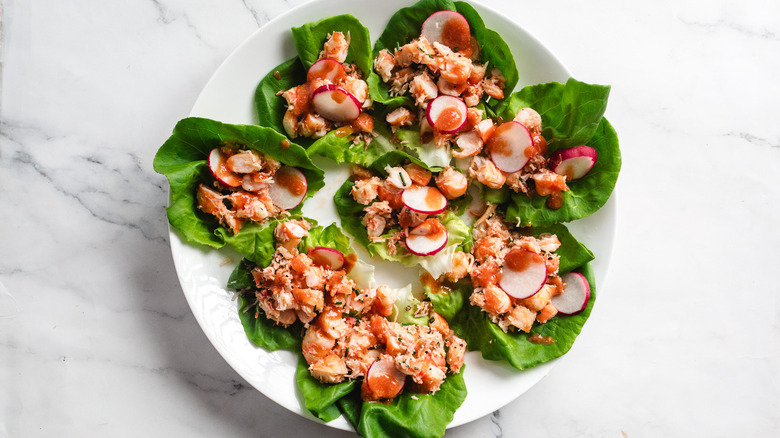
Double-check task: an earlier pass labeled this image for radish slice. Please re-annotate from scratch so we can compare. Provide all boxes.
[551,272,591,315]
[486,121,534,173]
[364,358,405,400]
[307,58,347,84]
[401,185,447,215]
[405,219,448,256]
[426,95,467,134]
[498,248,547,299]
[307,247,345,270]
[269,166,307,210]
[208,148,242,187]
[548,146,598,180]
[421,11,473,56]
[311,84,361,122]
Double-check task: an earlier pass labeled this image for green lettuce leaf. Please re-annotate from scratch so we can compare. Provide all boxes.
[297,362,467,438]
[357,366,467,438]
[370,0,518,109]
[425,281,468,322]
[291,14,373,76]
[295,354,358,422]
[306,106,400,167]
[390,284,429,325]
[336,389,363,430]
[500,78,611,149]
[507,116,621,226]
[454,1,519,101]
[301,221,354,256]
[235,294,302,351]
[395,129,450,170]
[254,57,307,143]
[530,223,594,274]
[453,263,596,370]
[152,117,325,264]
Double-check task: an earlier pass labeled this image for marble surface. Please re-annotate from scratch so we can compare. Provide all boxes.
[1,0,778,436]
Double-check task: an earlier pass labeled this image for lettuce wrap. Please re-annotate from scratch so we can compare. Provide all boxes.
[333,151,471,278]
[427,223,597,369]
[153,117,325,265]
[498,78,621,226]
[369,0,519,112]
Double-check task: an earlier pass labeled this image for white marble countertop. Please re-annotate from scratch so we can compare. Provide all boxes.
[2,0,779,436]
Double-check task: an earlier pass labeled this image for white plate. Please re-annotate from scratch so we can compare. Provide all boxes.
[171,0,617,431]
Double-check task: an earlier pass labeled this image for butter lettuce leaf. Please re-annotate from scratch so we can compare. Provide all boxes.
[297,363,467,438]
[301,221,355,257]
[500,78,611,149]
[296,354,358,422]
[292,14,373,76]
[254,57,307,143]
[395,128,451,170]
[306,106,400,167]
[153,117,325,264]
[357,366,467,438]
[235,293,302,351]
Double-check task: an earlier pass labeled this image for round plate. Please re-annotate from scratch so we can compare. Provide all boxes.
[171,0,617,431]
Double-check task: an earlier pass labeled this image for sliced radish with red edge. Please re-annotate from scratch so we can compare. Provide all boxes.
[405,219,448,256]
[311,84,361,122]
[421,11,473,56]
[208,148,242,187]
[548,146,598,180]
[307,59,347,84]
[307,247,345,270]
[269,166,307,210]
[498,248,547,299]
[364,358,405,400]
[426,95,467,134]
[401,185,447,215]
[486,121,535,173]
[551,272,590,315]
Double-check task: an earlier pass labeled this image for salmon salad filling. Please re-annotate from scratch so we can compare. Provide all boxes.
[349,162,467,257]
[374,35,506,148]
[196,145,295,235]
[279,31,375,144]
[240,219,465,401]
[465,107,571,210]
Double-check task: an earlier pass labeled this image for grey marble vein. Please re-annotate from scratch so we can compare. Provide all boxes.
[679,17,780,41]
[489,410,503,438]
[726,131,780,149]
[148,0,211,45]
[239,0,270,28]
